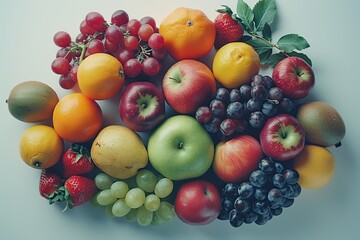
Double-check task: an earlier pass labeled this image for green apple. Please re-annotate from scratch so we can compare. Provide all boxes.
[147,115,214,180]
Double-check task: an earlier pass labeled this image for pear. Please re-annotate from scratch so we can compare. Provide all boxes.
[296,101,346,147]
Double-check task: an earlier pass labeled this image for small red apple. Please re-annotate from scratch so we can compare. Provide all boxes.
[119,81,165,132]
[260,113,305,161]
[175,180,221,225]
[162,59,217,114]
[213,135,263,183]
[272,56,315,100]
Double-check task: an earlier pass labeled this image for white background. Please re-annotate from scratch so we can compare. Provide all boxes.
[1,0,359,240]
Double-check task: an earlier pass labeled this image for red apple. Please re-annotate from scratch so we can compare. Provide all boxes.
[213,135,263,183]
[260,113,305,161]
[162,59,217,114]
[119,81,165,132]
[175,180,221,225]
[272,56,315,100]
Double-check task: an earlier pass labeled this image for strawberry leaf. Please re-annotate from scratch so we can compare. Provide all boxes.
[253,0,277,31]
[277,34,310,53]
[237,0,254,32]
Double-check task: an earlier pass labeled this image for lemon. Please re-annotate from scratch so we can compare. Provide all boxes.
[19,125,64,169]
[292,145,335,189]
[212,42,260,88]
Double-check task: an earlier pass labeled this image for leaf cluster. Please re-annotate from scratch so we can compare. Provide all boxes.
[225,0,312,67]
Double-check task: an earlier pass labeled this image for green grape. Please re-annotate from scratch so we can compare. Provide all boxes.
[110,181,129,198]
[155,201,175,221]
[105,203,115,217]
[136,169,157,192]
[125,187,145,209]
[150,212,164,225]
[112,198,131,217]
[95,172,114,190]
[137,205,153,226]
[90,192,102,208]
[154,178,174,198]
[124,208,138,222]
[144,194,160,212]
[96,189,117,206]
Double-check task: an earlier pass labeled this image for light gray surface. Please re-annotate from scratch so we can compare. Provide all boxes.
[1,0,359,239]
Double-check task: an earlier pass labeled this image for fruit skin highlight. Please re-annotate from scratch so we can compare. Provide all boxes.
[296,101,346,147]
[7,81,59,123]
[212,42,260,89]
[292,145,335,189]
[159,7,216,60]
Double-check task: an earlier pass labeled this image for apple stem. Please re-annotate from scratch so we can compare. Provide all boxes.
[335,141,342,148]
[277,120,287,138]
[141,102,147,109]
[178,142,184,149]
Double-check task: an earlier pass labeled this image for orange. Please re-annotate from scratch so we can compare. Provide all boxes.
[292,145,336,189]
[77,53,125,100]
[159,7,216,60]
[52,93,103,143]
[19,124,63,169]
[212,42,260,88]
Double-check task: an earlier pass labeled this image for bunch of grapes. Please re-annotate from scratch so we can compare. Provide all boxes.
[218,158,301,227]
[51,10,168,89]
[195,74,296,140]
[93,169,175,226]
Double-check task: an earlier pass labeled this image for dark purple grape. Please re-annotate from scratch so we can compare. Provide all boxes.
[218,208,231,220]
[229,89,242,103]
[243,211,258,224]
[273,174,286,189]
[268,87,283,101]
[271,206,283,216]
[234,119,248,133]
[248,111,266,129]
[222,198,235,212]
[227,102,244,119]
[204,117,222,133]
[234,198,251,213]
[237,182,255,199]
[258,158,275,174]
[223,183,239,200]
[246,98,262,112]
[254,187,267,201]
[251,74,265,87]
[287,183,301,199]
[283,169,300,185]
[195,106,212,123]
[220,119,237,136]
[229,209,244,227]
[274,161,285,174]
[251,85,268,100]
[239,84,252,101]
[249,170,267,187]
[263,75,275,89]
[216,88,230,104]
[210,99,226,117]
[278,97,295,113]
[267,188,283,206]
[281,198,295,208]
[262,101,278,117]
[252,201,270,216]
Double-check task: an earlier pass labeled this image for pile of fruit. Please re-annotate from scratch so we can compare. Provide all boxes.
[6,0,346,228]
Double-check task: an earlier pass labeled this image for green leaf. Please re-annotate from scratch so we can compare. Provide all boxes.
[259,49,273,64]
[245,37,273,55]
[267,53,287,68]
[288,51,313,66]
[277,34,310,53]
[253,0,277,31]
[262,23,272,41]
[236,0,254,32]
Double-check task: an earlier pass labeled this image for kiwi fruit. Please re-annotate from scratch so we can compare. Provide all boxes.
[296,101,346,147]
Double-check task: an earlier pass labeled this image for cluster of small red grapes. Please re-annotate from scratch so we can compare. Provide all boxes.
[218,158,301,227]
[51,10,167,89]
[195,74,296,140]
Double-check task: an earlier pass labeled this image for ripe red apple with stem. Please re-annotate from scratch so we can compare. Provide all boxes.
[272,56,315,100]
[260,113,305,161]
[175,180,221,225]
[162,59,217,114]
[119,81,165,132]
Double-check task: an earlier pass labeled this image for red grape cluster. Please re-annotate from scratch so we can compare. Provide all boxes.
[51,10,168,89]
[195,74,296,140]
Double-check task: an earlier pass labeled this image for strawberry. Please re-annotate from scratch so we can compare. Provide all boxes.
[49,175,97,211]
[39,169,62,199]
[214,6,244,49]
[62,143,94,178]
